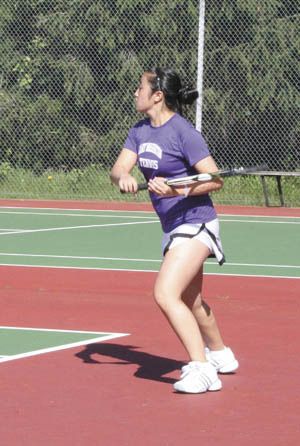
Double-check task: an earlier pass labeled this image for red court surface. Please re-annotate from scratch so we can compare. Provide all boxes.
[1,265,300,446]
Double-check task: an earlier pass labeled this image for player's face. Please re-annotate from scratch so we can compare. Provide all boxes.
[134,74,156,114]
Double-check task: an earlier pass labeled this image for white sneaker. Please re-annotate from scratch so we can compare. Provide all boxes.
[174,361,222,394]
[205,347,239,374]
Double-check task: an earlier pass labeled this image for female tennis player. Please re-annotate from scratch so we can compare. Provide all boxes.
[110,67,238,393]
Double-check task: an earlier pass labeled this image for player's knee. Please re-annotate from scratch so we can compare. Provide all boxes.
[153,286,165,308]
[183,291,202,311]
[153,285,172,311]
[191,294,203,312]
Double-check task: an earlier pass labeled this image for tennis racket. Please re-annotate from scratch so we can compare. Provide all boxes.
[134,165,267,191]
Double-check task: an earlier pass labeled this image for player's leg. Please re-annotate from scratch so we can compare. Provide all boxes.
[154,238,210,362]
[183,270,239,373]
[154,238,223,392]
[182,267,225,350]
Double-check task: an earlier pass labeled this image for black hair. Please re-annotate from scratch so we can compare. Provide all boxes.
[145,67,199,115]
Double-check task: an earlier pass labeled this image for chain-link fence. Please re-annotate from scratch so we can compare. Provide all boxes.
[0,1,299,206]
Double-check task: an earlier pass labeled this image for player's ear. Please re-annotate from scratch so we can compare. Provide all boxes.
[153,90,163,104]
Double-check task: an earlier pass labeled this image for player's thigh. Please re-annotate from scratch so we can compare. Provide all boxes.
[154,239,210,301]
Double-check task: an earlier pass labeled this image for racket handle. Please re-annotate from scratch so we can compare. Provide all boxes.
[137,182,148,191]
[120,182,148,194]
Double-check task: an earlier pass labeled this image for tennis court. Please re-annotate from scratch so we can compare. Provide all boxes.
[1,199,300,445]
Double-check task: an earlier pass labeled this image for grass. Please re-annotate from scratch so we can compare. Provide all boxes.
[213,175,300,207]
[0,164,299,207]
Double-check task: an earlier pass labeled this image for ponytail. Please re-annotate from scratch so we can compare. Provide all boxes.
[177,86,199,110]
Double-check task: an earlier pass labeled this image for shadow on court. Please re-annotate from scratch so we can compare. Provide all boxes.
[75,343,185,384]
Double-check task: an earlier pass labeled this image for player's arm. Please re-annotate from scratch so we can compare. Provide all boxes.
[186,156,224,196]
[110,148,138,193]
[148,156,223,197]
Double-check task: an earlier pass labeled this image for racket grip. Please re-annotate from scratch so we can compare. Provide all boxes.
[120,182,148,194]
[137,182,148,191]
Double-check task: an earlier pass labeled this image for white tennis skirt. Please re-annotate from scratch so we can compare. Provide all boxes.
[161,219,225,265]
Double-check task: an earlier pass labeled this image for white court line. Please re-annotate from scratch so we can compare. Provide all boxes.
[0,206,299,220]
[0,252,161,262]
[0,229,25,232]
[0,219,158,237]
[0,252,299,270]
[0,262,299,279]
[0,217,298,238]
[0,206,155,214]
[0,210,298,225]
[0,210,299,224]
[219,213,300,220]
[0,326,129,363]
[0,210,157,219]
[220,219,300,224]
[222,262,300,269]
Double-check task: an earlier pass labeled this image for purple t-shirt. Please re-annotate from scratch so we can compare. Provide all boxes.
[124,113,217,232]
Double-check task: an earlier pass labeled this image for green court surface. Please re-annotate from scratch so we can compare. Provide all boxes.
[0,326,128,363]
[0,206,299,278]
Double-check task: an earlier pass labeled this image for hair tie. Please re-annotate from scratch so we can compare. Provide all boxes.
[156,76,162,91]
[178,86,188,96]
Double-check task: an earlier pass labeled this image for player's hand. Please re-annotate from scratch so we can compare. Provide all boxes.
[119,173,138,194]
[148,177,173,196]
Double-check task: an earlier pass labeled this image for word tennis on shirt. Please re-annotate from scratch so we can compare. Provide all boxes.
[139,157,159,169]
